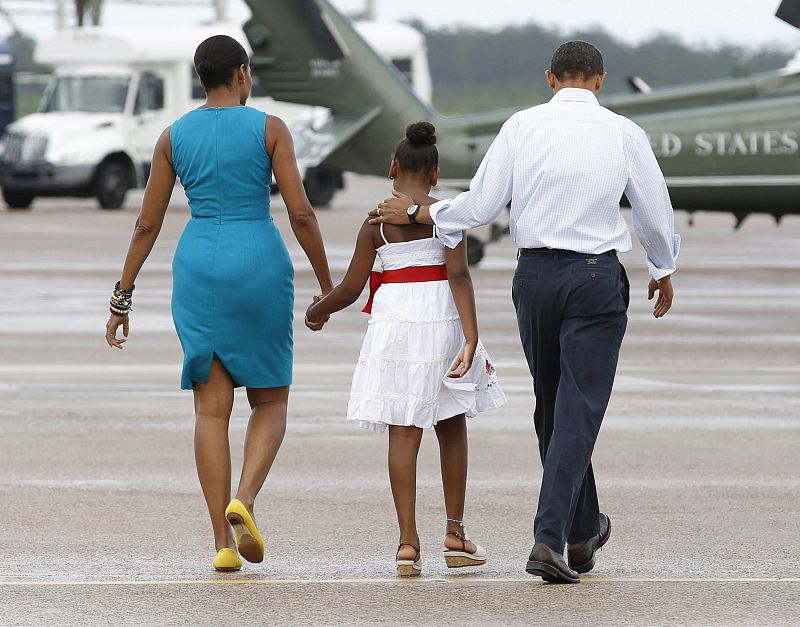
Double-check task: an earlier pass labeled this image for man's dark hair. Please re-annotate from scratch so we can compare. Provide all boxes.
[549,41,604,81]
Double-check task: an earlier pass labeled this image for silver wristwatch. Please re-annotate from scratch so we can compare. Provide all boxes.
[406,204,420,224]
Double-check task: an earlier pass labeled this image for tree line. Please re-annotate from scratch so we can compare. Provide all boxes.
[2,20,794,117]
[413,22,793,114]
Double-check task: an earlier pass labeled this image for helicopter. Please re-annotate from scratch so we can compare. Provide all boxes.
[241,0,800,263]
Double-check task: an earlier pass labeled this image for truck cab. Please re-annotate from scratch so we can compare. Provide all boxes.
[0,66,165,209]
[0,24,314,210]
[0,20,432,210]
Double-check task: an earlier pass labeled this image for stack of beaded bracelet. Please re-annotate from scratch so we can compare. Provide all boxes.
[109,281,134,316]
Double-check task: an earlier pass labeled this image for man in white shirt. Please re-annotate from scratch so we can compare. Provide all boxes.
[369,41,679,583]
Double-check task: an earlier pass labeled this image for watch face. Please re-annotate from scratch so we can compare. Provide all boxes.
[407,204,418,214]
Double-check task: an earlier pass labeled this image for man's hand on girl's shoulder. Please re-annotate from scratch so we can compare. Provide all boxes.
[368,190,414,225]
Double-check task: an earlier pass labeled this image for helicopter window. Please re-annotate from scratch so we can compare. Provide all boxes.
[134,73,164,114]
[391,57,413,84]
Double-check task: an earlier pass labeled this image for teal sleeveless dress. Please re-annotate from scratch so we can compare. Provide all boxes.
[170,106,293,390]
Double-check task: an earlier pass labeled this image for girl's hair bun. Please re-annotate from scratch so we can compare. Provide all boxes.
[405,121,436,146]
[394,120,439,173]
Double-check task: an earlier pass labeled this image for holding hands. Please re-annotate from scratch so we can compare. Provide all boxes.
[305,295,328,331]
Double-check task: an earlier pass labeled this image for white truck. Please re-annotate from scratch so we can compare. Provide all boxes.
[0,21,431,210]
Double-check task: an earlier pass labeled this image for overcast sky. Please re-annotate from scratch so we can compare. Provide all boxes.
[2,0,800,49]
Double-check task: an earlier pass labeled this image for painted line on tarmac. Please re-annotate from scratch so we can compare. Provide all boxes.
[1,577,798,587]
[1,364,799,375]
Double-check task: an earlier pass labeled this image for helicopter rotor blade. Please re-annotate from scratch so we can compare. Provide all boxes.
[776,0,800,28]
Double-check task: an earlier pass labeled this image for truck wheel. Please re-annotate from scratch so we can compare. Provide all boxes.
[2,189,35,210]
[466,235,485,266]
[303,166,337,207]
[95,161,130,210]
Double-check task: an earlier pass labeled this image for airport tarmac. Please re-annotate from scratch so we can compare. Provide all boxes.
[1,175,799,625]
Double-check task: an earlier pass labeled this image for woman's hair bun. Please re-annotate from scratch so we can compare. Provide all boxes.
[196,59,215,81]
[405,121,436,147]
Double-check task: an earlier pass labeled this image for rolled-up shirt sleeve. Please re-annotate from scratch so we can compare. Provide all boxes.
[624,124,681,280]
[430,116,517,248]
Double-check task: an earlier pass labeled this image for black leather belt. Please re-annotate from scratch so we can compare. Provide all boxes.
[518,248,617,258]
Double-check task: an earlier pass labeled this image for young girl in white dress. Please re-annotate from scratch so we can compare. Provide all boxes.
[306,122,506,577]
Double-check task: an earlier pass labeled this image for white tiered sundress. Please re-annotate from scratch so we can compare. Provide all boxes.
[347,226,507,433]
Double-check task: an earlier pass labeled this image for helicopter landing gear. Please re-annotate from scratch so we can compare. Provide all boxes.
[466,235,484,266]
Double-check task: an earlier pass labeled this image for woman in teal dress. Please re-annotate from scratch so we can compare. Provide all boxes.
[105,35,332,571]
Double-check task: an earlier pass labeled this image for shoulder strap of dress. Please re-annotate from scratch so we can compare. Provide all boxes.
[432,224,437,239]
[379,222,390,245]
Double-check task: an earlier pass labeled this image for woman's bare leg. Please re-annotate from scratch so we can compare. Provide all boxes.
[388,425,424,559]
[233,386,289,516]
[193,358,236,552]
[434,415,477,552]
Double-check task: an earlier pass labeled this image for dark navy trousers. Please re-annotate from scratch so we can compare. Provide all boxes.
[512,249,629,553]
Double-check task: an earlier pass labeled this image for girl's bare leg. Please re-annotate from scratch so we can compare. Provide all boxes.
[193,358,236,552]
[388,425,424,559]
[233,386,289,516]
[434,415,477,552]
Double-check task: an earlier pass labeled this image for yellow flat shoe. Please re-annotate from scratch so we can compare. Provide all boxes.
[212,548,242,572]
[225,498,265,563]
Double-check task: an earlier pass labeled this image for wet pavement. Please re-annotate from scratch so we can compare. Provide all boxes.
[1,176,799,625]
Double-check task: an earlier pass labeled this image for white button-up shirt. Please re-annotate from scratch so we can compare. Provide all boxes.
[430,87,680,279]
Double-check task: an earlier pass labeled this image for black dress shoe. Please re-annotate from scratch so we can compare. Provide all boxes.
[525,542,580,584]
[567,513,611,574]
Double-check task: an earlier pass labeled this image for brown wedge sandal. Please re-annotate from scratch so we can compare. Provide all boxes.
[443,518,487,568]
[396,542,422,577]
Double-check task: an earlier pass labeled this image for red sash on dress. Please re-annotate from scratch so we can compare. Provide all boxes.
[362,265,448,314]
